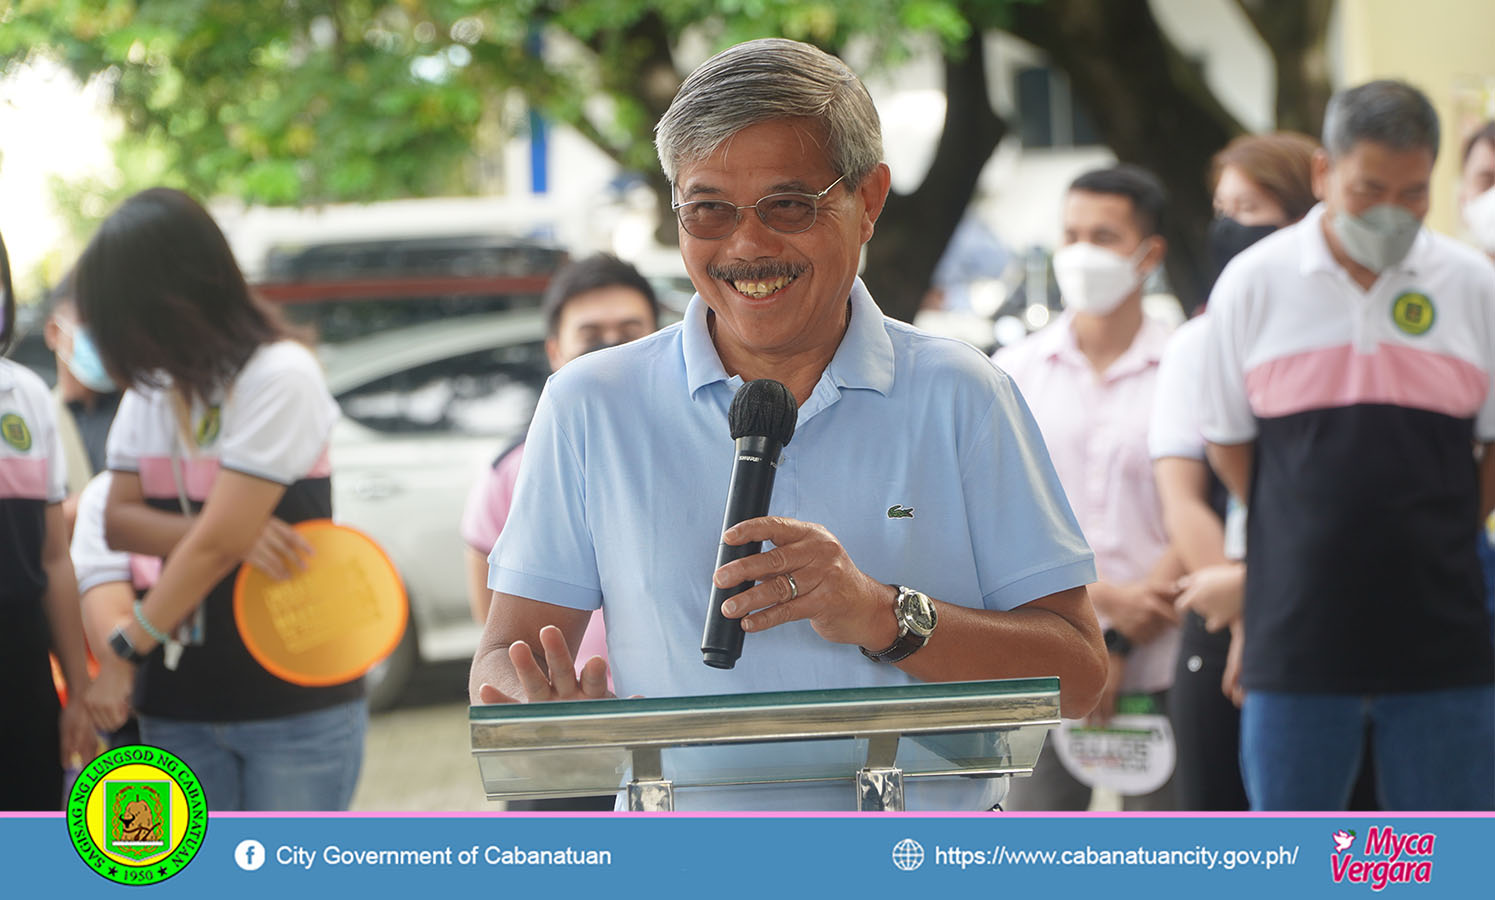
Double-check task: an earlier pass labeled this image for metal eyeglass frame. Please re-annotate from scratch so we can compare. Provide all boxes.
[671,175,847,240]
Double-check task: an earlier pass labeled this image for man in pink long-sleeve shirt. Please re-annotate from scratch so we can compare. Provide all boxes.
[994,165,1181,811]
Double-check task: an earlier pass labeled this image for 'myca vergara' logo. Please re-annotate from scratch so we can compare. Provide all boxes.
[1330,825,1434,891]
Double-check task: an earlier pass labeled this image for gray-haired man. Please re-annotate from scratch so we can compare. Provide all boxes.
[1202,80,1495,810]
[469,38,1106,810]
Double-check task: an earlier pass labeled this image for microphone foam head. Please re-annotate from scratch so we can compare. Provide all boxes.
[728,379,798,445]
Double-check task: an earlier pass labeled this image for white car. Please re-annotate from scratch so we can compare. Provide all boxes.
[321,310,551,708]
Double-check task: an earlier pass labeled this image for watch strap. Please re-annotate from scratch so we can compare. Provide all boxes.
[859,631,926,663]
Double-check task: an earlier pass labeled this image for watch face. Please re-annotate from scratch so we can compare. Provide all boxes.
[109,629,140,663]
[900,590,937,636]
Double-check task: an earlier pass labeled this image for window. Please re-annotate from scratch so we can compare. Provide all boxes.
[259,235,568,344]
[282,295,546,345]
[1015,66,1100,149]
[337,340,550,437]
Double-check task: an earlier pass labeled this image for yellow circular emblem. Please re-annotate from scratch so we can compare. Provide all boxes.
[1,412,30,451]
[1391,292,1435,336]
[68,745,207,885]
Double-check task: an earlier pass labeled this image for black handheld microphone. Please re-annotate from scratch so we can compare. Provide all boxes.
[701,379,798,669]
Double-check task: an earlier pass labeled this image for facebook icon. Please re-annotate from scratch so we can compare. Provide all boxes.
[235,839,266,871]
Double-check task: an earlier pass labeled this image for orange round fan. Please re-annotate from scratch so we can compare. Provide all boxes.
[233,520,406,687]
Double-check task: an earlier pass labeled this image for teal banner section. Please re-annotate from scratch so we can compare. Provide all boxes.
[6,813,1490,898]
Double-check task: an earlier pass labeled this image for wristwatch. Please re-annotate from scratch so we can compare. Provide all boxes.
[1103,627,1133,658]
[108,625,149,665]
[861,586,937,663]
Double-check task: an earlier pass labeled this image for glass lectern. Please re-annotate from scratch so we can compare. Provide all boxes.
[470,677,1060,811]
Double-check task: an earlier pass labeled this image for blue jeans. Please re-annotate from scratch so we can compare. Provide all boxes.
[139,699,367,811]
[1240,686,1494,811]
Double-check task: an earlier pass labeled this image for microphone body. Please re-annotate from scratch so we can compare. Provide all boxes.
[701,434,782,669]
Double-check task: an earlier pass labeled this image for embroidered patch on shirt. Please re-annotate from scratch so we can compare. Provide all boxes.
[1391,291,1435,336]
[1,412,31,451]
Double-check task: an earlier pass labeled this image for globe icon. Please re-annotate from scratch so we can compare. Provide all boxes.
[891,838,924,871]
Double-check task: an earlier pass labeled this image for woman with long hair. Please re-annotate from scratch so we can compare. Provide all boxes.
[77,188,365,810]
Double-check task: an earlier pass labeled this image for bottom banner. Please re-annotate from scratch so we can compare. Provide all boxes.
[3,812,1489,898]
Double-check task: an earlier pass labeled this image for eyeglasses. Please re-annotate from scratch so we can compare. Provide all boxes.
[671,175,846,240]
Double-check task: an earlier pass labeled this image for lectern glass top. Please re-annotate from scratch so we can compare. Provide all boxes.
[470,676,1059,722]
[470,677,1061,804]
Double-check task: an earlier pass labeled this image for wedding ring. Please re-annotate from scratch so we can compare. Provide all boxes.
[784,572,799,601]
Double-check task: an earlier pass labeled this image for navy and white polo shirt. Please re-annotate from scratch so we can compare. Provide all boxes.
[0,359,67,625]
[1201,203,1495,693]
[106,340,357,720]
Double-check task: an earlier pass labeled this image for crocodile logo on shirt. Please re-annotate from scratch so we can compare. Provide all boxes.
[887,505,916,519]
[1391,291,1435,336]
[1,413,31,451]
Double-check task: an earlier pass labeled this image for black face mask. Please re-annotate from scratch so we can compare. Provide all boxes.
[1208,217,1278,279]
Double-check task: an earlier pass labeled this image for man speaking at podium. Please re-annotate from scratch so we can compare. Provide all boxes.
[469,38,1107,810]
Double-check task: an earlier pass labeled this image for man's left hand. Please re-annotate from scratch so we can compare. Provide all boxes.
[713,516,898,650]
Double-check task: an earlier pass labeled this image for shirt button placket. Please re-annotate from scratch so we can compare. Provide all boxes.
[1084,377,1106,529]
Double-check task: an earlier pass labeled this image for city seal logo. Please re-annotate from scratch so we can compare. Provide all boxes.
[1391,291,1435,336]
[887,505,916,519]
[1,412,31,451]
[195,406,221,446]
[68,745,207,886]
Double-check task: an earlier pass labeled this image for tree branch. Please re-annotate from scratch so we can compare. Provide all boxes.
[1007,0,1243,312]
[1232,0,1333,134]
[862,28,1008,322]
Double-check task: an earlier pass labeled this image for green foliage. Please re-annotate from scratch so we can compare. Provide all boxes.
[1,0,988,227]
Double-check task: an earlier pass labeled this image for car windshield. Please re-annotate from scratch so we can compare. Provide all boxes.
[326,314,550,437]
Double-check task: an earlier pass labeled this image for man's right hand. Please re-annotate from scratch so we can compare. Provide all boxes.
[1090,580,1179,645]
[477,624,612,703]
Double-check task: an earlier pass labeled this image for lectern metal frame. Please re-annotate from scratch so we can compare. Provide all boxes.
[471,677,1060,811]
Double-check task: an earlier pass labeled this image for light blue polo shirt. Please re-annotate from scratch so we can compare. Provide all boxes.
[489,278,1095,809]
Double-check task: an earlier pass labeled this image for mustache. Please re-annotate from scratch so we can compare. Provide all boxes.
[706,260,807,283]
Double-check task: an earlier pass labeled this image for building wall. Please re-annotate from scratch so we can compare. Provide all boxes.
[1340,0,1495,237]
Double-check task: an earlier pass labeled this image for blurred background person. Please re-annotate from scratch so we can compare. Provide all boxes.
[1202,81,1495,810]
[462,253,660,627]
[1458,120,1495,629]
[0,229,101,809]
[77,188,365,811]
[1460,120,1495,263]
[995,164,1180,811]
[460,251,658,812]
[1151,132,1316,810]
[43,275,123,536]
[70,470,144,746]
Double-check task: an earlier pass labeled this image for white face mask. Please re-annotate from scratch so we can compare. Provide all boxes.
[1331,203,1422,273]
[1463,186,1495,254]
[1053,242,1149,316]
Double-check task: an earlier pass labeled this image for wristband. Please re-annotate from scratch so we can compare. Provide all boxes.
[133,601,172,645]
